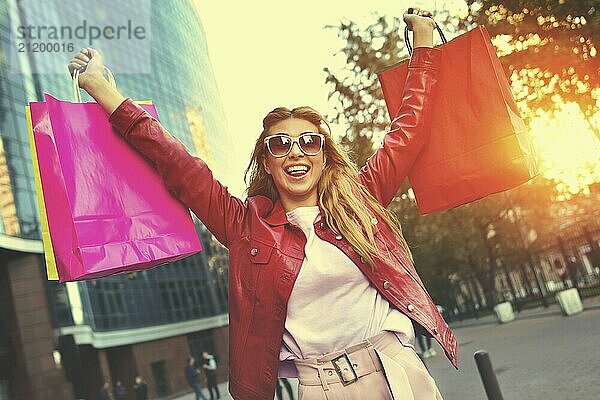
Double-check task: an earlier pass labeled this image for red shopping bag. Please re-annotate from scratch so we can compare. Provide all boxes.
[378,25,538,214]
[28,93,202,282]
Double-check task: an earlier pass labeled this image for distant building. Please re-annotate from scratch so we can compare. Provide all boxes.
[0,1,233,399]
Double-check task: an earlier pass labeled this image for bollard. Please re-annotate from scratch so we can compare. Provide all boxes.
[474,350,504,400]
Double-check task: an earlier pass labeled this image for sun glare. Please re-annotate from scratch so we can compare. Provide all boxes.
[528,100,600,198]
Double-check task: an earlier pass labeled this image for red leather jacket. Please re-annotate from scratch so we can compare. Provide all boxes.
[110,47,457,400]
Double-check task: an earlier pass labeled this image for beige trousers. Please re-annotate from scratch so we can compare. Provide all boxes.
[293,331,444,400]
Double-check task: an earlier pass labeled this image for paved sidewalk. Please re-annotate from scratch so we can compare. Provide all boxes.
[169,379,299,400]
[167,381,232,400]
[170,295,600,400]
[428,302,600,400]
[448,293,600,329]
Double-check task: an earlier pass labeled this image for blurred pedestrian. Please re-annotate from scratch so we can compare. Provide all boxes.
[554,259,568,288]
[112,381,127,400]
[133,375,148,400]
[100,382,112,400]
[275,377,295,400]
[567,256,581,287]
[417,333,437,359]
[185,356,208,400]
[202,351,220,400]
[69,6,451,399]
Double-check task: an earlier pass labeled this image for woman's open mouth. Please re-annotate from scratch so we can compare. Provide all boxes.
[285,165,309,178]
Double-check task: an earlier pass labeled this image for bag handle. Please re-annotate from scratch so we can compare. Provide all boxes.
[404,18,447,56]
[72,66,116,102]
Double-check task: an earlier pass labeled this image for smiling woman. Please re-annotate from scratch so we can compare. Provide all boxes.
[257,113,327,211]
[68,7,454,400]
[245,105,411,271]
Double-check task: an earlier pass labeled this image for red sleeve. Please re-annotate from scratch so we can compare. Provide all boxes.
[109,99,246,247]
[360,47,441,207]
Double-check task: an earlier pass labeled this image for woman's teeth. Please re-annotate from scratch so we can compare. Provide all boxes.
[286,165,309,176]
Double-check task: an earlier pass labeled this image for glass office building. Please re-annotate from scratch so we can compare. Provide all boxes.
[0,1,234,399]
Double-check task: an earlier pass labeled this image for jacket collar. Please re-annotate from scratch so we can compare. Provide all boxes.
[254,195,380,233]
[253,196,289,226]
[254,196,324,227]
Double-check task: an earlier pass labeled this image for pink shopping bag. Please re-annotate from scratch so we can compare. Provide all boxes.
[28,94,202,282]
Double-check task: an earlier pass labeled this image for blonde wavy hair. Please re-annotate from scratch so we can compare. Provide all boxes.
[244,106,411,270]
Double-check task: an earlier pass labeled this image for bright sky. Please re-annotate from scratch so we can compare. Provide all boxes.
[194,0,465,196]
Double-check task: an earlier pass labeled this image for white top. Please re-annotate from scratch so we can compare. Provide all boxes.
[204,356,216,370]
[280,206,415,360]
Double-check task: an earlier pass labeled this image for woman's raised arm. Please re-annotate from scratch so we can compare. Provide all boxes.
[359,9,440,207]
[68,48,246,247]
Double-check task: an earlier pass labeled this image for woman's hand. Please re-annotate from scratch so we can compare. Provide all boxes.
[67,47,125,114]
[403,7,436,48]
[68,47,105,91]
[403,7,436,31]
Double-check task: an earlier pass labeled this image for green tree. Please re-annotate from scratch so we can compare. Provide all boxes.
[325,1,597,163]
[323,1,598,307]
[468,0,598,114]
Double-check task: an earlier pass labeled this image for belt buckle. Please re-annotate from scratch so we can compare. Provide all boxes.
[331,353,358,386]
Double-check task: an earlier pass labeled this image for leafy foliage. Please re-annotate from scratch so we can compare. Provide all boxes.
[468,0,598,112]
[323,0,598,307]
